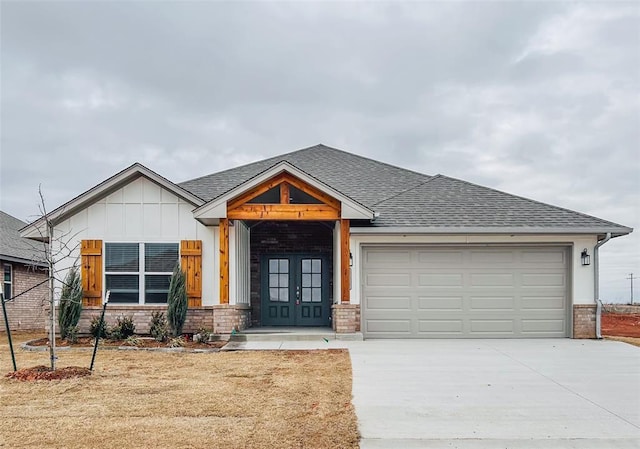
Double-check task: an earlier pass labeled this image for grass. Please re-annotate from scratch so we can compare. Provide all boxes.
[605,336,640,347]
[0,331,359,449]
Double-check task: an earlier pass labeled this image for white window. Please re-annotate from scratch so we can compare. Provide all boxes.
[104,243,178,304]
[3,264,12,300]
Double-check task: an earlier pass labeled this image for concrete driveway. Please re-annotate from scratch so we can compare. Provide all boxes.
[348,339,640,448]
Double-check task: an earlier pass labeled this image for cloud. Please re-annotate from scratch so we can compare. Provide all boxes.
[1,1,638,301]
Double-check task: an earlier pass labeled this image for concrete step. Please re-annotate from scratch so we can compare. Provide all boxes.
[230,327,363,342]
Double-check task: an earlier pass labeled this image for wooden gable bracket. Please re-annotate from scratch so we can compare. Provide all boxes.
[226,172,341,221]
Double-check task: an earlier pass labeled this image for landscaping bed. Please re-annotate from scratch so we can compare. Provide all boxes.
[25,335,227,350]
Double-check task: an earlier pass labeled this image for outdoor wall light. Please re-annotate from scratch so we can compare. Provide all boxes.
[581,249,591,266]
[349,252,353,267]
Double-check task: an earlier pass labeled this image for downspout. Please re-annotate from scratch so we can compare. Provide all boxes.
[594,232,612,339]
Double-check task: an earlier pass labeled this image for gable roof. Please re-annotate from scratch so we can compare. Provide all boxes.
[0,211,47,266]
[21,163,205,240]
[180,144,632,237]
[192,160,375,223]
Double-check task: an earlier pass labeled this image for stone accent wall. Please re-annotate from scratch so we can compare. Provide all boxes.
[249,221,334,327]
[213,304,251,334]
[75,306,214,335]
[332,304,360,333]
[573,304,596,339]
[0,261,48,332]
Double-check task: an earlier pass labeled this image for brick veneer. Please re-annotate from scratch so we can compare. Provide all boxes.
[0,261,48,331]
[332,304,360,333]
[75,306,214,335]
[213,304,251,334]
[573,304,596,338]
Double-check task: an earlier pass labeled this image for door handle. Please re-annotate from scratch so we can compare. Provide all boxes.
[296,286,300,305]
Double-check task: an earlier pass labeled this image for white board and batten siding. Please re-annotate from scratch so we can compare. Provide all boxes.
[361,246,570,338]
[51,177,217,305]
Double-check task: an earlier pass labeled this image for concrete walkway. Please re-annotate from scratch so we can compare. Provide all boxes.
[348,339,640,448]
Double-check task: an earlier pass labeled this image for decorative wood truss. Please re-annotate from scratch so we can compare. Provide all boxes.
[219,172,351,304]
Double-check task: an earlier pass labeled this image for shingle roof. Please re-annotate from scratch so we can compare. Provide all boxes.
[179,144,430,207]
[180,144,631,235]
[371,175,631,232]
[0,211,47,265]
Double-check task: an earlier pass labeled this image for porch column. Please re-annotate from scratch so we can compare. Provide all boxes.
[340,218,350,303]
[219,218,229,304]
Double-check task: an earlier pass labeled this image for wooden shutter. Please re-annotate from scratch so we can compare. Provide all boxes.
[81,240,103,307]
[181,240,202,307]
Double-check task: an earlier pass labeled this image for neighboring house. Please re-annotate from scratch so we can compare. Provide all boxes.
[21,145,632,338]
[0,211,48,331]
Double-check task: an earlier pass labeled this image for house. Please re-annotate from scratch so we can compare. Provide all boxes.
[1,211,48,331]
[21,145,632,338]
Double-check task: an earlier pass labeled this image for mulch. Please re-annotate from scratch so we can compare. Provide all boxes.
[27,336,227,349]
[6,365,92,381]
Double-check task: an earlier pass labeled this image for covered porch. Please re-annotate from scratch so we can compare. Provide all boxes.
[193,161,372,334]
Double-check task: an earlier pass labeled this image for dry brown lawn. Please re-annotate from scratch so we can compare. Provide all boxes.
[1,331,359,449]
[605,335,640,347]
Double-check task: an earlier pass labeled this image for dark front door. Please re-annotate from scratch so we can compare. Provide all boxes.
[261,254,330,326]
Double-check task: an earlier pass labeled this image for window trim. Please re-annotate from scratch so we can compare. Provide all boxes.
[3,263,12,300]
[104,242,178,305]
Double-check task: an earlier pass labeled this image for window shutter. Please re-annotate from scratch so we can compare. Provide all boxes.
[180,240,202,307]
[81,240,103,307]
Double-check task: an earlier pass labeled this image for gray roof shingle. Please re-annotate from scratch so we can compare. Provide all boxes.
[0,211,47,265]
[178,144,631,235]
[371,175,631,232]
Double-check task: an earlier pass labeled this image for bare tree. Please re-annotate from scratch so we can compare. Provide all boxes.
[35,186,82,370]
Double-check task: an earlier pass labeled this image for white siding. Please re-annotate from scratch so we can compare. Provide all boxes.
[52,176,217,305]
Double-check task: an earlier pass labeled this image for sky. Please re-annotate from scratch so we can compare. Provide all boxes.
[1,1,638,303]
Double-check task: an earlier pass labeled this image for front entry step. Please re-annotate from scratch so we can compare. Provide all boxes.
[230,327,363,342]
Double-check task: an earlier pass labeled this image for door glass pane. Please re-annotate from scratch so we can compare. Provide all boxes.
[312,288,321,302]
[279,259,288,272]
[279,274,288,287]
[312,259,321,272]
[269,274,279,287]
[312,273,321,287]
[302,259,311,272]
[269,288,279,301]
[279,288,288,302]
[302,273,311,287]
[269,259,279,272]
[302,288,311,302]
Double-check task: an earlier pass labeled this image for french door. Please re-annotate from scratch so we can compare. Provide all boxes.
[261,254,331,326]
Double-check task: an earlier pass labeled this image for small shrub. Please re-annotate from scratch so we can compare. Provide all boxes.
[194,327,212,343]
[167,264,188,337]
[58,264,83,340]
[124,336,141,347]
[110,315,136,340]
[168,336,186,348]
[89,316,108,339]
[149,311,169,342]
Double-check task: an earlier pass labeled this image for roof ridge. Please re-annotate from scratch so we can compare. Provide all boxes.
[435,174,632,230]
[178,143,433,187]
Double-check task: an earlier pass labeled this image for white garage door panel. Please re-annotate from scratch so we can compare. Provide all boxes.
[362,247,569,339]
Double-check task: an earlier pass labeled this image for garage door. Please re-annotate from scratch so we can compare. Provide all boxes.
[362,246,568,338]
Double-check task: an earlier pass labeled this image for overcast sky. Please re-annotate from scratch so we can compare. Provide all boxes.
[1,1,638,302]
